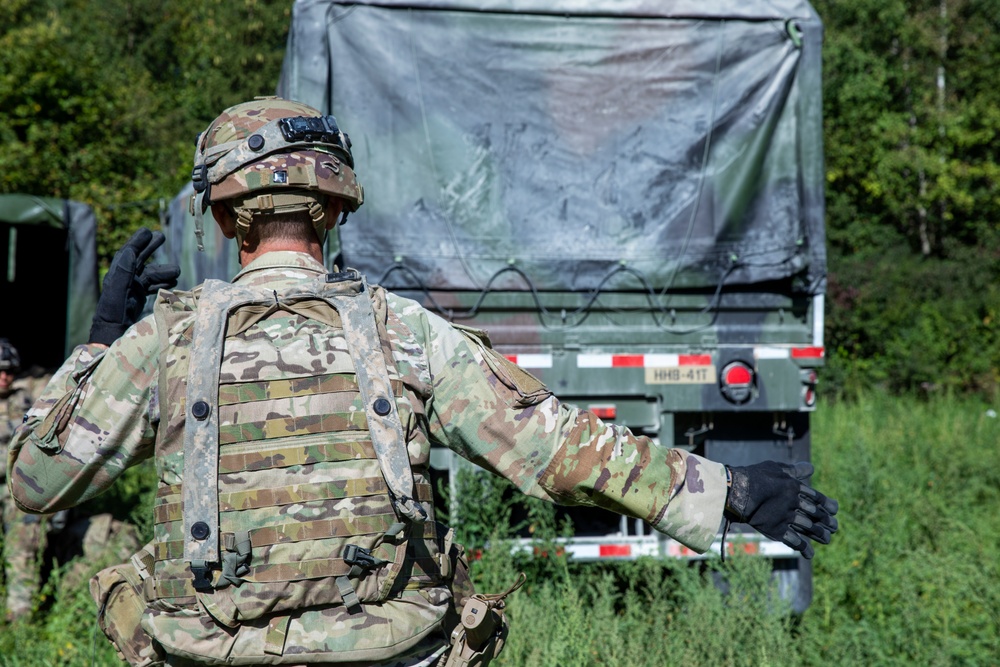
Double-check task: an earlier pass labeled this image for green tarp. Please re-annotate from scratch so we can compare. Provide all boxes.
[0,194,99,367]
[277,0,826,296]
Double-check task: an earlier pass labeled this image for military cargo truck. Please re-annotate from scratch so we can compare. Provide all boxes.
[0,194,100,369]
[165,0,827,613]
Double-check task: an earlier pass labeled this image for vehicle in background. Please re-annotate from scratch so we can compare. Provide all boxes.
[166,0,827,613]
[0,194,99,370]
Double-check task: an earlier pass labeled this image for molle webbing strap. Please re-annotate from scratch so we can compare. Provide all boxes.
[326,278,425,523]
[153,516,439,561]
[216,374,403,406]
[219,410,369,445]
[156,481,434,524]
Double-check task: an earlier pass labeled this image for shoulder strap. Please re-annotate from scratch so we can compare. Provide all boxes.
[182,279,255,587]
[325,277,426,523]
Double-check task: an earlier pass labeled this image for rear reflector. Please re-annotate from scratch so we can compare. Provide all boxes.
[791,347,825,359]
[504,354,553,368]
[804,386,816,407]
[599,544,632,557]
[589,405,617,420]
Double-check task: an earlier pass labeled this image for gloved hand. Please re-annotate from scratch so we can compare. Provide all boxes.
[89,228,180,345]
[724,461,839,559]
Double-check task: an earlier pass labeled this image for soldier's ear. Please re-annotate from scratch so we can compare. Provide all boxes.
[325,198,344,230]
[211,203,237,239]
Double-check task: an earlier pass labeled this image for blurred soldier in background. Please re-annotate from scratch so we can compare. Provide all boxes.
[1,339,140,622]
[0,337,47,621]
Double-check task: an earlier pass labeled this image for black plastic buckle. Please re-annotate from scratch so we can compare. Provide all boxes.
[191,164,209,193]
[343,544,377,570]
[190,561,215,591]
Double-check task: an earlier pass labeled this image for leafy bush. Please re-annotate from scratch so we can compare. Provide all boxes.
[826,244,1000,398]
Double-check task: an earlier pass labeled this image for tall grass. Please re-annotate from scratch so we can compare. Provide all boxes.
[1,393,997,666]
[799,391,1000,666]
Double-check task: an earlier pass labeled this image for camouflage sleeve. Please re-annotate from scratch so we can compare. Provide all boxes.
[7,317,160,514]
[398,300,727,553]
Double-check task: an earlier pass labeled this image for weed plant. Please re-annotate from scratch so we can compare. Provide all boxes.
[1,394,997,666]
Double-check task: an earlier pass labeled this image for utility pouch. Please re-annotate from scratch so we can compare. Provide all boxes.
[443,572,526,667]
[91,544,165,667]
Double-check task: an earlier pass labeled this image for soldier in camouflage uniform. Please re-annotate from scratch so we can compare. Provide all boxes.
[7,98,838,666]
[0,338,47,621]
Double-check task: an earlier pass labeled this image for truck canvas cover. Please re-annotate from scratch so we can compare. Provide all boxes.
[0,194,99,365]
[277,0,826,296]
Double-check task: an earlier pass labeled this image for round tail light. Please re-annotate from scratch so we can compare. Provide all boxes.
[720,361,755,404]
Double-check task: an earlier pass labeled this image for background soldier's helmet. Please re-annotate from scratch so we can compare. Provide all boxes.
[0,338,21,373]
[191,97,364,244]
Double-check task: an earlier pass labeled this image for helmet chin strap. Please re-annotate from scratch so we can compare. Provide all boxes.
[189,189,209,252]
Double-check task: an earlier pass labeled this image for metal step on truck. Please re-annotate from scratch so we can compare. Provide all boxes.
[166,0,828,613]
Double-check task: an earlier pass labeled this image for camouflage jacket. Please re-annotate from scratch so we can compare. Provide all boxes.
[8,251,726,552]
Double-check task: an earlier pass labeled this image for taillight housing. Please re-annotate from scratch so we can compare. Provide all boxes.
[719,361,755,404]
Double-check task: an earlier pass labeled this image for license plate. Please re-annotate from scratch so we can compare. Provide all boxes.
[645,366,716,384]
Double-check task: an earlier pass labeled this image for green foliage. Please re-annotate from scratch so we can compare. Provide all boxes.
[814,0,1000,398]
[816,0,1000,259]
[0,0,293,270]
[799,392,1000,664]
[825,243,1000,397]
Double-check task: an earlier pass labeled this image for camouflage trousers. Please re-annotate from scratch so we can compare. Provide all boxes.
[0,488,47,621]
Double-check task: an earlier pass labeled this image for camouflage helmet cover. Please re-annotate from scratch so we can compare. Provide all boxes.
[191,97,364,243]
[0,338,20,372]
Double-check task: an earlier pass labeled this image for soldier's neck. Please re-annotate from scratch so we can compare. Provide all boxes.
[239,239,323,266]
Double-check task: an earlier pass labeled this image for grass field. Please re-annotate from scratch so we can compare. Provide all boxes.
[2,392,998,666]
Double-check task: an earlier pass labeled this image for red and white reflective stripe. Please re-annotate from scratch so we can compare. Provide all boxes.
[755,346,825,360]
[560,543,638,559]
[503,354,552,368]
[576,354,712,368]
[599,544,632,557]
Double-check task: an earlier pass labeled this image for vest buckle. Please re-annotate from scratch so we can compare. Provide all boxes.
[190,560,216,591]
[343,544,378,570]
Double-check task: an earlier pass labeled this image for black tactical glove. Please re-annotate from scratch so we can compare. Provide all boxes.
[724,461,839,560]
[89,228,180,346]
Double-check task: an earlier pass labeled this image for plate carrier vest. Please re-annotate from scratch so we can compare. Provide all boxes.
[139,270,460,664]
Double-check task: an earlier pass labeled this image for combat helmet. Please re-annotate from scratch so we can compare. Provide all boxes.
[190,97,364,248]
[0,338,20,373]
